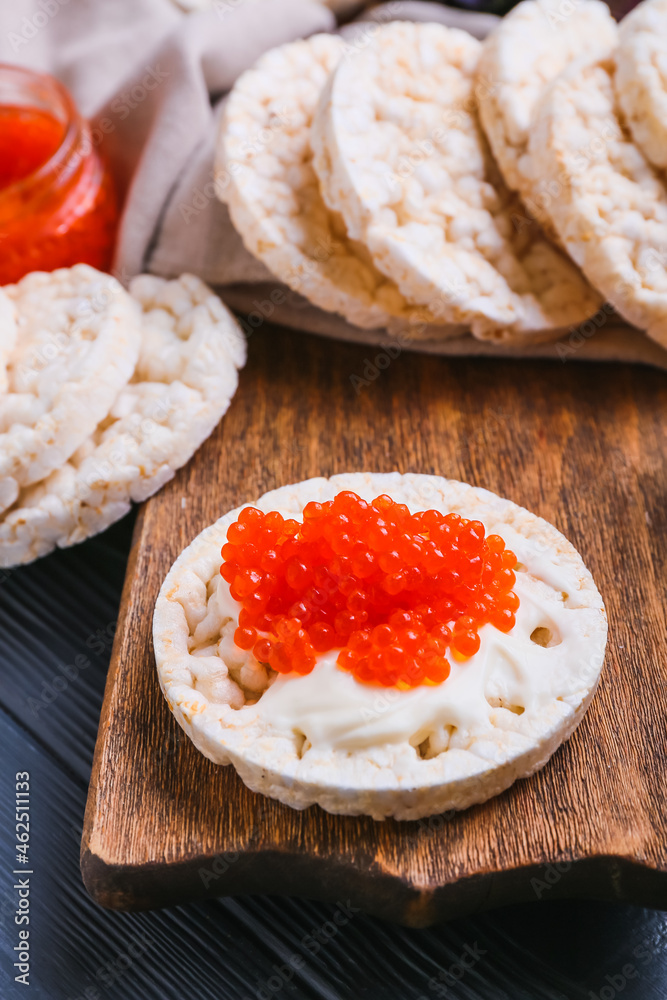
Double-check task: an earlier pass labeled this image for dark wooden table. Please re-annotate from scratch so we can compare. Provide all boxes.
[2,325,667,999]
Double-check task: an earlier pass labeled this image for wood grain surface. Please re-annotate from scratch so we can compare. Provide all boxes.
[81,322,667,925]
[5,514,667,999]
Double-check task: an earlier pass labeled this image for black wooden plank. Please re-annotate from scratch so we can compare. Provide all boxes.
[0,514,135,782]
[3,703,667,1000]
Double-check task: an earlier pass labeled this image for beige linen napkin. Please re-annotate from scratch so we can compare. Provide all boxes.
[0,0,335,277]
[1,0,663,368]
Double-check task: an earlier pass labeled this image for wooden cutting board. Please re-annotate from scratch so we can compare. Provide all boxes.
[81,323,667,925]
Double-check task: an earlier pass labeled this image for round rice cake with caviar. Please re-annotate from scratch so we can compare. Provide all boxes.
[215,34,460,339]
[0,274,246,568]
[154,472,607,821]
[615,0,667,170]
[0,265,142,516]
[311,21,602,343]
[529,52,667,348]
[477,0,617,227]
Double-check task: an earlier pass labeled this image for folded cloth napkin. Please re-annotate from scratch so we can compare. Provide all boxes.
[0,0,335,278]
[1,0,663,368]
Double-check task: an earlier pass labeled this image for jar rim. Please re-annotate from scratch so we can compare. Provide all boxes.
[0,62,84,205]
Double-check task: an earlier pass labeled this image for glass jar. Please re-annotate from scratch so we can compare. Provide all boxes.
[0,64,118,284]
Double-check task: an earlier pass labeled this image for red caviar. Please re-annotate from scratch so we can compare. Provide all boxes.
[0,65,118,283]
[222,492,519,689]
[0,106,65,188]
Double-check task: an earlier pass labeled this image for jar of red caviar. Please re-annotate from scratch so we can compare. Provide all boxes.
[0,64,118,284]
